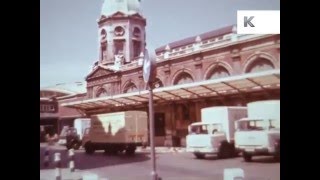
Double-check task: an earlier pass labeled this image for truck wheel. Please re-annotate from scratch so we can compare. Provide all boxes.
[111,148,119,155]
[218,141,232,159]
[84,142,95,155]
[73,142,81,150]
[125,148,135,155]
[229,143,238,157]
[103,149,111,155]
[274,150,280,162]
[274,140,280,162]
[66,144,72,150]
[194,153,205,159]
[125,145,136,156]
[243,152,252,162]
[233,148,241,157]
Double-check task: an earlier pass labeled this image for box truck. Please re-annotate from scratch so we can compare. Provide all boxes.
[186,106,247,159]
[234,100,280,162]
[83,111,148,155]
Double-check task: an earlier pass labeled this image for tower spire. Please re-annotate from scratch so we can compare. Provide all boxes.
[101,0,141,17]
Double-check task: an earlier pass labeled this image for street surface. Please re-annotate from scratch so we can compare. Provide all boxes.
[40,143,280,180]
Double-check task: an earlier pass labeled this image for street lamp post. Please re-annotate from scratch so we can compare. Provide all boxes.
[148,82,157,180]
[142,49,159,180]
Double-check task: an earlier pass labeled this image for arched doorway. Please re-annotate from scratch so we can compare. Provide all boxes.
[173,72,194,85]
[96,88,108,97]
[206,66,230,80]
[123,82,138,93]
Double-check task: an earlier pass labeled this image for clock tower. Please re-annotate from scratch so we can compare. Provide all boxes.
[97,0,146,68]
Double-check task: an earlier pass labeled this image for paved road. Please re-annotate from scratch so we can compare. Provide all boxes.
[40,144,280,180]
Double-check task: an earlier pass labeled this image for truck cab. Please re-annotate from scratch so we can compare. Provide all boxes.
[186,122,235,159]
[81,128,90,147]
[235,118,280,162]
[65,127,82,150]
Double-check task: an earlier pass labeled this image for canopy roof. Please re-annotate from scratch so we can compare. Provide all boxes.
[62,70,280,111]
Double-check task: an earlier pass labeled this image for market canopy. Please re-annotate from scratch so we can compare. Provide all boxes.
[62,69,280,110]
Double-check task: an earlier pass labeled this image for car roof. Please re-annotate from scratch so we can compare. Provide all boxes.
[238,118,275,121]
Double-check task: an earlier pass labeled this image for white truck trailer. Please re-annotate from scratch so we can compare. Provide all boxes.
[234,100,280,162]
[186,106,247,159]
[83,111,148,155]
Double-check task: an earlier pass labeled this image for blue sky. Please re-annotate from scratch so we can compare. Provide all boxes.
[40,0,279,87]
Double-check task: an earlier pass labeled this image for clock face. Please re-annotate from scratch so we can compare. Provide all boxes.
[114,26,125,36]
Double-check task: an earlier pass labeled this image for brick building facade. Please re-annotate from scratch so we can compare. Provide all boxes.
[62,0,280,146]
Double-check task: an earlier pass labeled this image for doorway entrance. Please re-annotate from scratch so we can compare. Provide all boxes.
[154,113,165,137]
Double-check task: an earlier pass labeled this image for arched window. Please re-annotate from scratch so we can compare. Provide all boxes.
[100,29,107,40]
[133,27,141,37]
[124,82,138,93]
[246,58,275,73]
[96,88,108,97]
[207,66,230,80]
[173,72,194,85]
[153,78,164,89]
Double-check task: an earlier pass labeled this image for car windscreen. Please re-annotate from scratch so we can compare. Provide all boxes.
[237,120,277,131]
[67,128,77,135]
[189,124,222,134]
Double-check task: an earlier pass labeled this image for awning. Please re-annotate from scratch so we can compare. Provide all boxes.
[62,69,280,110]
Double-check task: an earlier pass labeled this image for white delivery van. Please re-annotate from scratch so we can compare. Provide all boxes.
[234,100,280,162]
[186,106,247,159]
[83,111,148,155]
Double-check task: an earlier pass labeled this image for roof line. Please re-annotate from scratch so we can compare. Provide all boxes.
[155,24,234,53]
